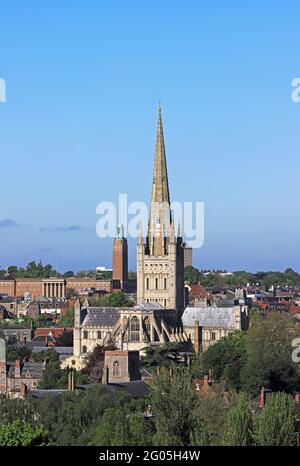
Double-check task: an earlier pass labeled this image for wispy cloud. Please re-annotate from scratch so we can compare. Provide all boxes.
[40,225,84,233]
[0,218,22,228]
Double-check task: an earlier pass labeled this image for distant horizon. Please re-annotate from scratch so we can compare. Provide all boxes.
[1,257,300,277]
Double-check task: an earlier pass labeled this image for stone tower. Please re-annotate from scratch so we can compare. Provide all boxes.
[137,106,184,313]
[113,224,128,286]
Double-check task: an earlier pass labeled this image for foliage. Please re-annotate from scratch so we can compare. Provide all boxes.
[82,343,116,381]
[6,344,31,362]
[193,388,232,445]
[253,393,296,446]
[149,366,198,446]
[202,331,247,390]
[59,308,74,328]
[37,350,88,389]
[88,394,153,446]
[4,261,60,279]
[224,393,253,446]
[141,342,188,370]
[108,292,133,307]
[0,421,48,446]
[184,266,200,284]
[241,313,300,395]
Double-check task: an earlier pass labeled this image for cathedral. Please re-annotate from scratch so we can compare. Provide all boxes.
[64,107,249,370]
[65,107,187,369]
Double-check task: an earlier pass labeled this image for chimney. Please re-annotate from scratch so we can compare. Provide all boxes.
[260,387,266,408]
[295,393,300,403]
[67,370,72,390]
[71,370,75,391]
[102,364,109,385]
[194,320,200,354]
[15,359,21,378]
[20,382,27,398]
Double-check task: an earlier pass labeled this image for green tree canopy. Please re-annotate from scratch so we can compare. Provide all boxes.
[0,421,48,446]
[253,393,296,446]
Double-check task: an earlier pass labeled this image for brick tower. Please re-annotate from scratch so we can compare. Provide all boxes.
[113,224,128,288]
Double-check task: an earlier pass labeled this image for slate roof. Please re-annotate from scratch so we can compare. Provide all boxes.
[82,307,120,327]
[182,306,236,329]
[7,361,44,379]
[78,381,150,398]
[134,302,164,310]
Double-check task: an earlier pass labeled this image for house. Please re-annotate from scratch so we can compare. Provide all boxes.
[0,338,44,398]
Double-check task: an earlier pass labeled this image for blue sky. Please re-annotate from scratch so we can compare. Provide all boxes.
[1,1,300,273]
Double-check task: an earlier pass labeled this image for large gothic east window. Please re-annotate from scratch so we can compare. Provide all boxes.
[130,316,140,342]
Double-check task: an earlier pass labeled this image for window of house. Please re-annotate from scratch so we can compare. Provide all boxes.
[83,331,88,339]
[155,278,158,289]
[82,345,87,353]
[112,361,120,377]
[211,332,216,341]
[146,277,149,290]
[97,331,102,339]
[164,277,167,289]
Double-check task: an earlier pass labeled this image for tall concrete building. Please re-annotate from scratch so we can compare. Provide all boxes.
[112,224,128,287]
[137,106,184,314]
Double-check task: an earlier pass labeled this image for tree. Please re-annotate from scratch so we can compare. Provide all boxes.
[184,266,200,284]
[7,265,18,277]
[59,308,74,328]
[241,312,300,395]
[202,331,247,390]
[149,366,198,446]
[224,393,253,446]
[253,393,296,446]
[193,388,231,445]
[89,404,153,446]
[6,344,31,362]
[37,350,88,389]
[108,292,133,307]
[0,421,48,446]
[82,343,115,382]
[141,342,187,370]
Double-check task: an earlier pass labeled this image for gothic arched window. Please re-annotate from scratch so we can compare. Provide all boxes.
[130,316,140,342]
[144,317,151,342]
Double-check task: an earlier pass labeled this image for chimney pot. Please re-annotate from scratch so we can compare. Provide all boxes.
[260,387,266,408]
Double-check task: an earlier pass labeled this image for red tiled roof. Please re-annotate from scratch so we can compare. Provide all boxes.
[35,327,72,339]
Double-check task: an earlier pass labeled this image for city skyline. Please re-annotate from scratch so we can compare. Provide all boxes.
[1,2,300,272]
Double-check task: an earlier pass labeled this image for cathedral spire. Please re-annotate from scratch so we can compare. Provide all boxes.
[148,105,172,255]
[151,104,170,207]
